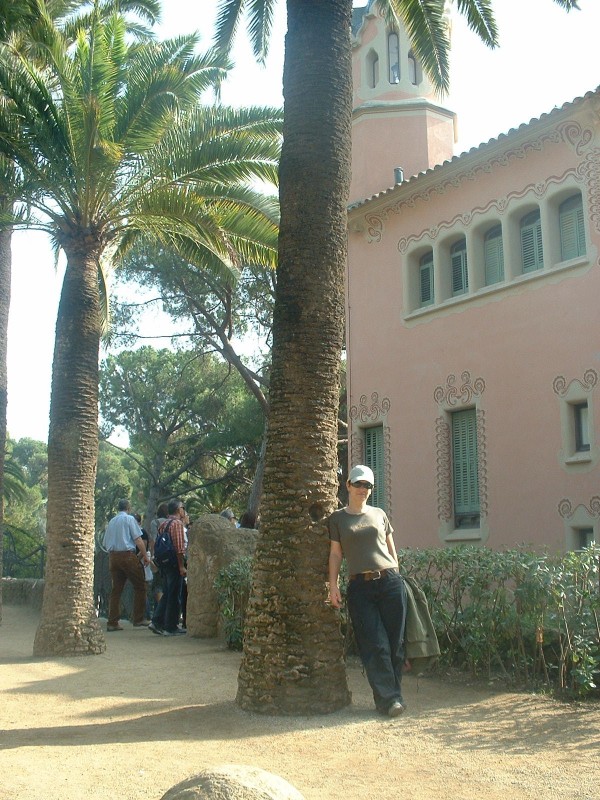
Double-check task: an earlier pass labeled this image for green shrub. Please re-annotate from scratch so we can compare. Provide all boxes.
[214,556,253,650]
[214,545,600,698]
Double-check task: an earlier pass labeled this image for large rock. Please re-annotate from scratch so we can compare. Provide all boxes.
[160,765,305,800]
[186,515,257,638]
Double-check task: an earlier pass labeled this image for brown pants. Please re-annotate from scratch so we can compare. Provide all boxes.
[108,551,147,626]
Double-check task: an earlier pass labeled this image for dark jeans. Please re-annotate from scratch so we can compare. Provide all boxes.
[347,570,407,712]
[152,563,182,633]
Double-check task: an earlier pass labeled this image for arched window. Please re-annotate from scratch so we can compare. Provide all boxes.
[366,49,379,89]
[451,238,468,296]
[520,209,543,273]
[407,51,418,85]
[559,193,586,260]
[387,32,400,83]
[484,225,504,285]
[419,250,434,307]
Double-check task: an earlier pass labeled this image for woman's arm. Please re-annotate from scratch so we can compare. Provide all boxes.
[386,533,399,566]
[328,540,344,608]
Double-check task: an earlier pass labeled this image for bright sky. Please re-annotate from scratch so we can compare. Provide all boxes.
[7,0,600,442]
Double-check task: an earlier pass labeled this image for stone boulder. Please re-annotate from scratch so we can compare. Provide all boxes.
[160,765,305,800]
[186,515,257,638]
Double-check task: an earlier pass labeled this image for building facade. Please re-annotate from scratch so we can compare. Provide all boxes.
[347,3,600,551]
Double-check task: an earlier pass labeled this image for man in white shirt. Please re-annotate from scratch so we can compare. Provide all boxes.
[103,499,151,631]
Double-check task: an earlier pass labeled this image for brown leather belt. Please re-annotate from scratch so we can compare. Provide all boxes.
[349,568,397,582]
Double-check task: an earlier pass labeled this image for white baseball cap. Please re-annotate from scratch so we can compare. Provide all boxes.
[348,465,374,485]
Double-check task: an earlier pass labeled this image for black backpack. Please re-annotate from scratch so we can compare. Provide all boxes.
[154,519,176,566]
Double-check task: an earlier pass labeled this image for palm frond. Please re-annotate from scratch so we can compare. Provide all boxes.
[3,457,28,504]
[454,0,498,46]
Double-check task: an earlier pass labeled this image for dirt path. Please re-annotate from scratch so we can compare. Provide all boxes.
[0,605,598,800]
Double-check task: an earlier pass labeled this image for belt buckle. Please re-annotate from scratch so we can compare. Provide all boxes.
[371,570,382,580]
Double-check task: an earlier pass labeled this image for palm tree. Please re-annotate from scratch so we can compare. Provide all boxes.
[215,0,581,713]
[0,0,160,625]
[0,1,281,655]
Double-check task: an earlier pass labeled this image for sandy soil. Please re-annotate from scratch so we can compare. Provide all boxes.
[0,604,599,800]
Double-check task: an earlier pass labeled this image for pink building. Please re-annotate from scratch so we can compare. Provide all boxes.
[347,3,600,552]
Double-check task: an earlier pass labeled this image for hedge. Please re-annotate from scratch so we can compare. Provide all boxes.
[215,545,600,699]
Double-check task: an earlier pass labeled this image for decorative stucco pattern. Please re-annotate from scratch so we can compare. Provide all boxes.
[558,496,600,519]
[552,369,598,397]
[364,129,567,243]
[360,118,598,245]
[349,392,392,518]
[349,392,391,423]
[350,430,364,471]
[435,416,452,522]
[434,371,486,408]
[476,409,489,518]
[396,170,581,254]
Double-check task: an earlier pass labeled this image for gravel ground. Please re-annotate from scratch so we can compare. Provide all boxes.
[1,604,599,800]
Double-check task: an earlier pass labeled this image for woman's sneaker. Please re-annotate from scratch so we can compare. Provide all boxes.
[387,701,406,718]
[148,622,163,635]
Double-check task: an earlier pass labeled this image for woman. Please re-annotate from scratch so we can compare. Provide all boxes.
[328,465,407,718]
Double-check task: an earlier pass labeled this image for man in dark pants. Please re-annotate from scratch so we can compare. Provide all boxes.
[103,499,151,631]
[149,498,187,636]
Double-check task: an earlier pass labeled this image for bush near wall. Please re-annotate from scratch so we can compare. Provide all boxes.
[215,545,600,699]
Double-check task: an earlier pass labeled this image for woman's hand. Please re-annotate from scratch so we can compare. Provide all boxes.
[329,585,342,608]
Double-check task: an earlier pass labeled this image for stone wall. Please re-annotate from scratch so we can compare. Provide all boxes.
[2,577,45,609]
[187,514,257,638]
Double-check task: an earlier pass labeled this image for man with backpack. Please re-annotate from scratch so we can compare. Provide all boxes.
[149,498,187,636]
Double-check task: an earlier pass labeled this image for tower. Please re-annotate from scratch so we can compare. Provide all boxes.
[350,2,456,204]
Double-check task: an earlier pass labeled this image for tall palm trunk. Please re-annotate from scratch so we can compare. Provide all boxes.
[237,0,353,713]
[0,221,11,625]
[34,235,106,656]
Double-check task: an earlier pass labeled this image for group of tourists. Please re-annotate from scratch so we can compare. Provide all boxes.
[102,497,188,637]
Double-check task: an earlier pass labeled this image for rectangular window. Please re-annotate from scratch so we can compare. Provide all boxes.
[452,408,480,528]
[574,401,590,452]
[364,425,385,510]
[575,527,594,550]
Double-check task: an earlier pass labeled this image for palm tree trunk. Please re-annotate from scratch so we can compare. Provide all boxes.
[237,0,353,713]
[34,238,106,655]
[245,425,267,524]
[0,221,11,625]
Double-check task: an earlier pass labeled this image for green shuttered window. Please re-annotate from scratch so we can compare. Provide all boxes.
[364,425,385,510]
[452,408,480,527]
[451,239,468,296]
[520,210,543,273]
[484,225,504,285]
[559,194,586,261]
[419,251,434,306]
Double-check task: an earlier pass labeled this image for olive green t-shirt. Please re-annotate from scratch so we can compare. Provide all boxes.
[328,505,397,575]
